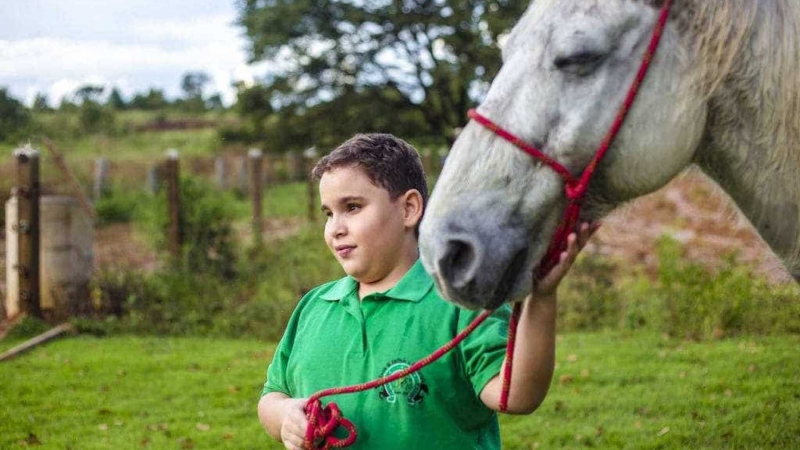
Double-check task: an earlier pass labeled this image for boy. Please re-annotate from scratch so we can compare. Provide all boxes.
[258,133,594,449]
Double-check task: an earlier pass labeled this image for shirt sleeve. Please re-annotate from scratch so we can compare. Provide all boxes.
[457,304,511,397]
[261,289,316,398]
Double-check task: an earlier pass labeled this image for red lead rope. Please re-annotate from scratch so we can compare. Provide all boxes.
[304,1,672,447]
[304,310,495,449]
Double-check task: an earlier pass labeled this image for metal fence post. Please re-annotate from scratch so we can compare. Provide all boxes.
[249,148,264,245]
[165,149,181,260]
[94,157,110,200]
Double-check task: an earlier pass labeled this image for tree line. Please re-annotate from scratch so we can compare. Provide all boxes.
[2,1,528,150]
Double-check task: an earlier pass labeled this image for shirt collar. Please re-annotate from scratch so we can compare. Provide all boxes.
[319,259,433,302]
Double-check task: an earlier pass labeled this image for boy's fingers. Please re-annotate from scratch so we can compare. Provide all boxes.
[575,221,599,249]
[281,430,304,450]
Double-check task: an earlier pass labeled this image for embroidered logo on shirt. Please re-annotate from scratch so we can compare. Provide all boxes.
[376,359,429,406]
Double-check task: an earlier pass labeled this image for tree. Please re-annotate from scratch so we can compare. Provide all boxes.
[0,88,30,142]
[235,83,273,137]
[206,93,224,110]
[32,92,51,111]
[108,87,127,110]
[75,84,105,104]
[237,0,527,144]
[181,71,211,112]
[129,88,169,110]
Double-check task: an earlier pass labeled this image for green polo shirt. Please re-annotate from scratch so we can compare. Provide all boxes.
[262,259,510,449]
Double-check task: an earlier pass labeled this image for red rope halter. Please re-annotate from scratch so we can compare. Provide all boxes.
[304,1,672,447]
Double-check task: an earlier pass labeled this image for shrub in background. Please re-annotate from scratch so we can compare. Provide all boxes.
[557,236,800,339]
[94,185,147,225]
[231,223,342,340]
[646,237,800,338]
[559,255,621,331]
[4,316,51,339]
[138,175,238,278]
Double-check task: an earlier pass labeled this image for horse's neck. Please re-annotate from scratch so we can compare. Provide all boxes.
[695,99,800,279]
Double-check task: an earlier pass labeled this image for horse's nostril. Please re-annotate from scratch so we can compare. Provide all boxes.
[439,237,481,290]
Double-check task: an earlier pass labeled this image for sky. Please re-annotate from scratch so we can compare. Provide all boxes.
[0,0,271,107]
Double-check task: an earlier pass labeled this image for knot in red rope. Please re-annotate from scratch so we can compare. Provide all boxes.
[565,181,585,201]
[304,399,357,449]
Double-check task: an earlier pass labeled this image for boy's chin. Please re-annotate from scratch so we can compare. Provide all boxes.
[339,260,365,279]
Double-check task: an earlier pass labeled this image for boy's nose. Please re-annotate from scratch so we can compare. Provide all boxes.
[328,216,347,237]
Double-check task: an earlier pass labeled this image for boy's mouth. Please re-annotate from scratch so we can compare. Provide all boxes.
[335,245,356,257]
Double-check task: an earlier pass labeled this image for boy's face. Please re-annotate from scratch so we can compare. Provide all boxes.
[320,165,415,284]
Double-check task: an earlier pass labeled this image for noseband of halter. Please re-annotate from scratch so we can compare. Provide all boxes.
[468,0,673,278]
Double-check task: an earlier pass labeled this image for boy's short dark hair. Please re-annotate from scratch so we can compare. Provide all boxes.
[311,133,429,208]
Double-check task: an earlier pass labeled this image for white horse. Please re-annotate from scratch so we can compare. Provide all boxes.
[419,0,800,310]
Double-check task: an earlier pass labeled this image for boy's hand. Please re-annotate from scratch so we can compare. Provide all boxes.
[533,221,600,296]
[279,397,310,450]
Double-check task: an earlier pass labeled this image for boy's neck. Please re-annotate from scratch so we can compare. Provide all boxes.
[358,243,419,299]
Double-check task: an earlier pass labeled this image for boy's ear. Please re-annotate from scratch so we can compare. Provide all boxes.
[400,189,424,228]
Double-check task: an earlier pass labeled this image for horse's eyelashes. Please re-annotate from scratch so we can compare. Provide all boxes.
[553,52,606,74]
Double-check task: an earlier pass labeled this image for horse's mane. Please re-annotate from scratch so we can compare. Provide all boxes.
[680,0,800,163]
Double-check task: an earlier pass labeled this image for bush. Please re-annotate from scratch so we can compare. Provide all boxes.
[94,185,147,225]
[82,222,339,339]
[138,175,239,278]
[559,254,621,331]
[5,316,51,339]
[87,267,225,336]
[647,237,800,339]
[79,102,116,134]
[557,236,800,339]
[0,89,31,143]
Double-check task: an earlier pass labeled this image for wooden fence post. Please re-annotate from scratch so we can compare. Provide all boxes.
[13,146,42,319]
[249,148,264,244]
[165,149,181,260]
[303,147,318,222]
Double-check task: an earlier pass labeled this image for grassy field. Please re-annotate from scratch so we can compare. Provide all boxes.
[1,332,797,450]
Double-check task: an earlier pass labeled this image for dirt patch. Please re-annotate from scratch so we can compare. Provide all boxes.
[233,216,308,245]
[590,169,791,283]
[94,223,161,272]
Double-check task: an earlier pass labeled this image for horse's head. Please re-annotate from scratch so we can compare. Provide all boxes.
[420,0,708,310]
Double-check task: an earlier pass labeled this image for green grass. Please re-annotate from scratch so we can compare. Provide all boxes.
[0,336,270,450]
[1,332,797,449]
[502,333,800,449]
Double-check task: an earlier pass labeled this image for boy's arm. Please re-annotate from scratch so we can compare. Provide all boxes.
[479,222,598,414]
[258,392,309,450]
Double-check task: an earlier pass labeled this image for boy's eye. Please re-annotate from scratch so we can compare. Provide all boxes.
[347,203,361,212]
[323,210,333,218]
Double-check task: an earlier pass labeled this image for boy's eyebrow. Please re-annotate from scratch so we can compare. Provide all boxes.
[339,196,366,204]
[320,195,366,211]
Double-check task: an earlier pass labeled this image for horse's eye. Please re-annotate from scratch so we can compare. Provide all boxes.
[553,52,606,75]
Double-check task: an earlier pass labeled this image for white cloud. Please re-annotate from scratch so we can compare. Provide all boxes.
[130,14,239,45]
[0,8,273,107]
